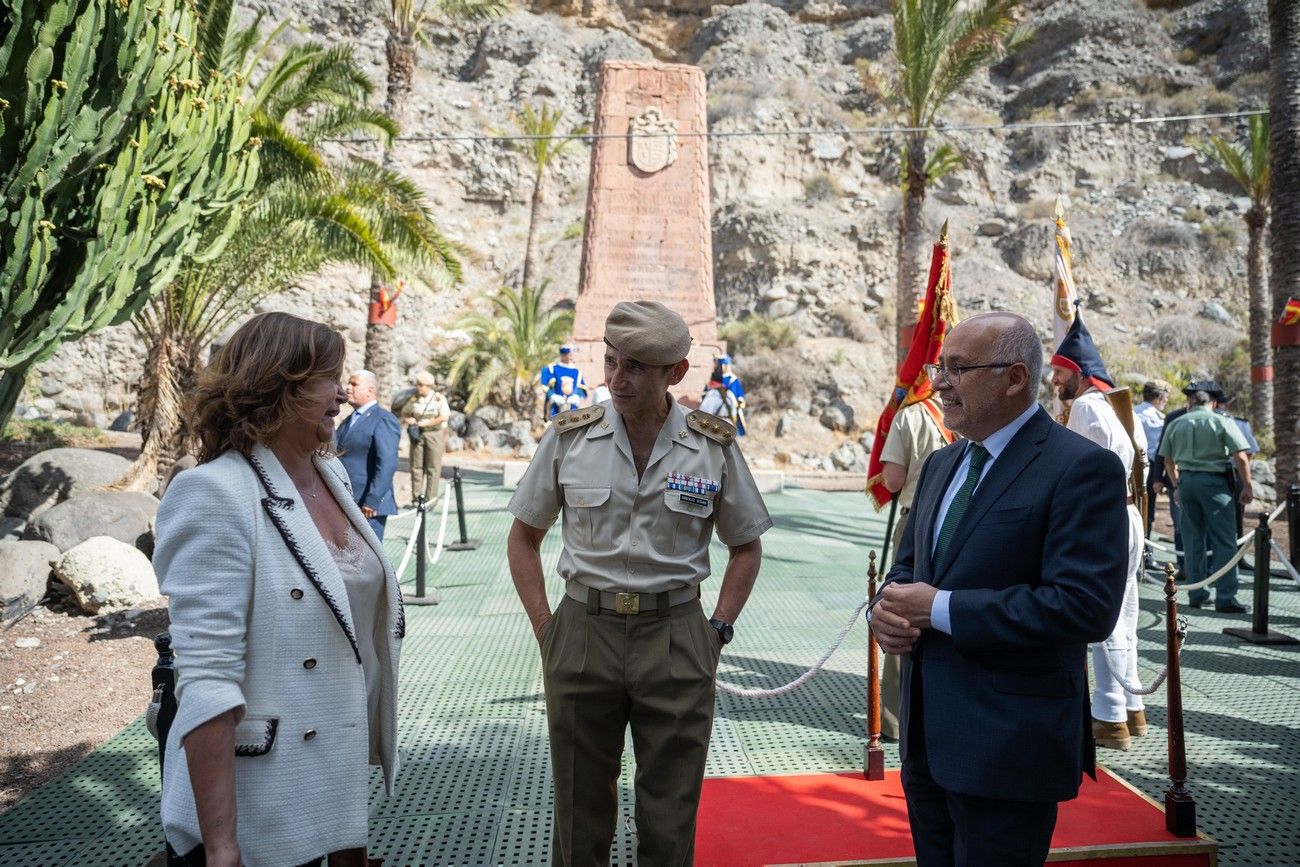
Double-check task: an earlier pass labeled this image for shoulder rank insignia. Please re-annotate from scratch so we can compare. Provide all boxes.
[687,410,736,446]
[552,404,605,432]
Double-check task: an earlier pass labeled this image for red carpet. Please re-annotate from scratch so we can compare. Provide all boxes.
[696,766,1216,866]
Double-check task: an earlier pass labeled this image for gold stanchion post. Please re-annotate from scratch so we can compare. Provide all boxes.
[1163,563,1197,836]
[865,550,885,781]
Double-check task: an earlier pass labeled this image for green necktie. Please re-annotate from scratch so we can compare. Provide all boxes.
[933,443,990,569]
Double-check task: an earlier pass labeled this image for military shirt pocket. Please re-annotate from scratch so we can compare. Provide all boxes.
[564,486,610,548]
[657,490,715,556]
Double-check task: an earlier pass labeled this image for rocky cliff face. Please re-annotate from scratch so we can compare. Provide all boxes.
[29,0,1269,467]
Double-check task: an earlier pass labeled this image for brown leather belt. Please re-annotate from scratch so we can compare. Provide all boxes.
[565,581,700,615]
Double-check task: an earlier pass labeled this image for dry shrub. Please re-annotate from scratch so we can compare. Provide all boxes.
[720,315,797,356]
[738,351,806,414]
[1152,314,1241,356]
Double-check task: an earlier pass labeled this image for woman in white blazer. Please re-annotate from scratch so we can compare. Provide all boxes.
[155,312,403,867]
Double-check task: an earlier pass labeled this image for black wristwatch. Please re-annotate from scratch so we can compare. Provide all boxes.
[708,618,734,645]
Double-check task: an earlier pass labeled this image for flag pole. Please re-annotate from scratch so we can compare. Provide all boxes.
[879,496,899,569]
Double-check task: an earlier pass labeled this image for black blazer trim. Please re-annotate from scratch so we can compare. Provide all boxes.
[319,458,405,641]
[245,453,363,665]
[234,717,279,757]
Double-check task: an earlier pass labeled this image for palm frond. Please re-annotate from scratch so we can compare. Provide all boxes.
[264,44,375,121]
[1192,113,1269,202]
[435,0,511,23]
[510,101,590,178]
[300,106,398,147]
[196,0,236,76]
[250,112,326,178]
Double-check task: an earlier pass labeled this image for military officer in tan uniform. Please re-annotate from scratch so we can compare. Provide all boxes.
[507,300,773,867]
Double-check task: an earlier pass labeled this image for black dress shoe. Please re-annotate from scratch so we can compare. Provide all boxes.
[1216,602,1249,614]
[1187,599,1206,609]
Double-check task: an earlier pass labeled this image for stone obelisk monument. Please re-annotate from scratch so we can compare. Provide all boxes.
[571,60,723,400]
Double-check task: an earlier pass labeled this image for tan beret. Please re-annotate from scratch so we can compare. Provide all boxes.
[603,301,692,365]
[414,370,435,386]
[1144,379,1171,394]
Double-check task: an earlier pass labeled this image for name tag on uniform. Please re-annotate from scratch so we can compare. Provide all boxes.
[679,493,710,507]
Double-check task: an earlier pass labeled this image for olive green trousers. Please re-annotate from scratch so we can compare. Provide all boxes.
[541,593,721,866]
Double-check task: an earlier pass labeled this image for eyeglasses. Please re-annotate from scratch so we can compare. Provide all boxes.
[923,360,1015,386]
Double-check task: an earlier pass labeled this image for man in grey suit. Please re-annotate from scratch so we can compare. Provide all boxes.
[869,312,1129,866]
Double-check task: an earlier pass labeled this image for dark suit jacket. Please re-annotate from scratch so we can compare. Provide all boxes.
[334,405,400,516]
[883,406,1128,803]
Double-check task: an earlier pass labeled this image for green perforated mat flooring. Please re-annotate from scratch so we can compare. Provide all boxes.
[2,469,1297,864]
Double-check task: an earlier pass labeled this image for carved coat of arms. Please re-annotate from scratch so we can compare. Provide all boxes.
[628,107,678,174]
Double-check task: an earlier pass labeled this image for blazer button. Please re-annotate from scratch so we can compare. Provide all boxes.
[303,729,317,741]
[303,658,317,669]
[290,588,304,600]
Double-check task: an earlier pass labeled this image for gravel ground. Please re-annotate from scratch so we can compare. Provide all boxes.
[0,595,170,812]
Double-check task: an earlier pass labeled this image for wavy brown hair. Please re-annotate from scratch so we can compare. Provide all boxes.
[190,312,346,463]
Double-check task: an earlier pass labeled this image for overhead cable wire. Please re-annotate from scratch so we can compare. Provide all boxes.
[322,108,1267,145]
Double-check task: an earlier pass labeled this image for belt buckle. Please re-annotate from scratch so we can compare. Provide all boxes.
[614,592,640,615]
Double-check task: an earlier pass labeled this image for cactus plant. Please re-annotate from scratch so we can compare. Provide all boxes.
[0,0,259,432]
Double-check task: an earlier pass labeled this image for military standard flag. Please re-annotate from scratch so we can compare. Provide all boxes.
[1052,200,1079,350]
[866,223,958,510]
[1273,296,1300,348]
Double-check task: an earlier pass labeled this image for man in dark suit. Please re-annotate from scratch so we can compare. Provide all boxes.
[335,369,400,540]
[869,312,1129,866]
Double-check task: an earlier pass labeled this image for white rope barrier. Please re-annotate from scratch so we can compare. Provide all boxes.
[394,515,422,580]
[1141,535,1252,589]
[393,492,450,579]
[715,598,869,698]
[1094,618,1188,697]
[430,488,451,564]
[1270,539,1300,589]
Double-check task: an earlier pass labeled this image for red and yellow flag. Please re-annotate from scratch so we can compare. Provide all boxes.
[866,224,959,510]
[1281,297,1300,327]
[1274,296,1300,349]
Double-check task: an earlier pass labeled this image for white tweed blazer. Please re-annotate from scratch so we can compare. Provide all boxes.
[155,443,403,866]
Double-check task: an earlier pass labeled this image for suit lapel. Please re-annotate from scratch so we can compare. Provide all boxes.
[247,444,361,662]
[915,447,967,582]
[933,408,1050,584]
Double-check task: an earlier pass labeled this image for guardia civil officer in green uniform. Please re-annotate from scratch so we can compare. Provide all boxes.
[507,300,773,866]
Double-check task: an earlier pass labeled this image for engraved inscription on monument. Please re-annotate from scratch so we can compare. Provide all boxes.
[572,61,723,399]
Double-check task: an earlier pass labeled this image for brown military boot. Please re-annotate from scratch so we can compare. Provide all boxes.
[1093,718,1131,751]
[1127,709,1148,737]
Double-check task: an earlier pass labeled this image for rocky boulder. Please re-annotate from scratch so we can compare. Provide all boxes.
[1,517,26,541]
[473,405,514,429]
[820,398,855,432]
[0,448,132,520]
[830,440,868,472]
[25,490,159,554]
[52,536,159,614]
[0,540,59,624]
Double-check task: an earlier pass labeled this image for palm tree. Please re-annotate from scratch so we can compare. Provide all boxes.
[1193,114,1271,435]
[509,102,590,291]
[445,281,573,417]
[115,12,461,490]
[1269,0,1300,489]
[889,0,1029,362]
[365,0,509,404]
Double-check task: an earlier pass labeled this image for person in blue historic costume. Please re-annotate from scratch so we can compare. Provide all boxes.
[716,355,747,435]
[869,312,1128,867]
[541,345,588,419]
